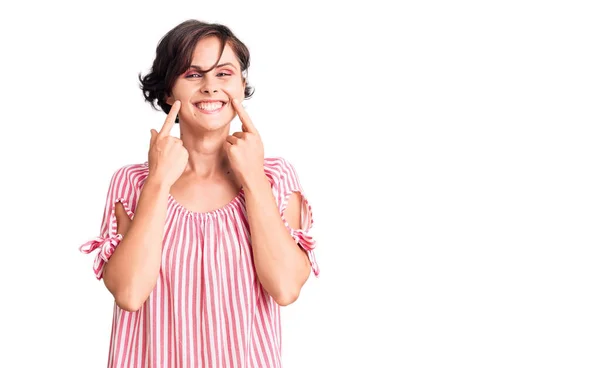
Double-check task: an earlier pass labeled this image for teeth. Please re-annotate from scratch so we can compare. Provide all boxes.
[196,102,224,111]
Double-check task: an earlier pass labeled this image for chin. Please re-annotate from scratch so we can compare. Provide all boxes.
[200,118,231,131]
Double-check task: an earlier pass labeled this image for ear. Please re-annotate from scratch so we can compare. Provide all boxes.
[166,95,175,105]
[241,71,247,92]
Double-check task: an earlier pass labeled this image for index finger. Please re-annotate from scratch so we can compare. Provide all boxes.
[224,91,258,134]
[159,100,181,136]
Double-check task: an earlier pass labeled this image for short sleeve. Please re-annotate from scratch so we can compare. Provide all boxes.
[79,164,144,280]
[267,157,320,277]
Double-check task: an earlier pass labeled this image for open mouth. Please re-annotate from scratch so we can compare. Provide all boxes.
[193,100,228,114]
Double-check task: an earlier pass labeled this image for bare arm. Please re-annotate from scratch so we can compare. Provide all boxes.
[103,179,170,312]
[102,100,187,312]
[222,95,312,306]
[244,178,311,306]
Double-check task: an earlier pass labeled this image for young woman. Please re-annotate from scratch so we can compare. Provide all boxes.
[80,19,319,368]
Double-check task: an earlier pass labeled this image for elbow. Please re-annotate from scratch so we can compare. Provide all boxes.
[265,269,309,306]
[107,279,146,312]
[273,288,300,306]
[104,271,149,312]
[114,292,146,312]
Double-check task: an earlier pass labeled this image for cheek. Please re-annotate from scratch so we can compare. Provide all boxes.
[173,87,192,98]
[224,79,245,96]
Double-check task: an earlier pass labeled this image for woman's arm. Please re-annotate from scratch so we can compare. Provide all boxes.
[222,96,313,306]
[244,177,311,306]
[103,179,170,312]
[103,101,187,312]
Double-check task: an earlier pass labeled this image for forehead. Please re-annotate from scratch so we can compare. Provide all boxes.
[190,36,239,68]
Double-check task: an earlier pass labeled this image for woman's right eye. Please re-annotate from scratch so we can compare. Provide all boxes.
[186,73,203,78]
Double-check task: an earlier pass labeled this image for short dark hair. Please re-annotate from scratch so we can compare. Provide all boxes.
[139,20,254,121]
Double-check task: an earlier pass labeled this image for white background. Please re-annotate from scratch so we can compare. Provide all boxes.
[1,0,599,367]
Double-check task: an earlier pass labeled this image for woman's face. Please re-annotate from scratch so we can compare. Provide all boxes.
[167,36,246,131]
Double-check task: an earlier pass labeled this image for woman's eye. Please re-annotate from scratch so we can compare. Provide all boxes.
[186,73,203,78]
[217,72,232,77]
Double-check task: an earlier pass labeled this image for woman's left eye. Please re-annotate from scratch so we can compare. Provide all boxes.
[217,72,232,77]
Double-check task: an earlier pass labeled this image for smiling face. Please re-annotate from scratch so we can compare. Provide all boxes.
[167,36,246,131]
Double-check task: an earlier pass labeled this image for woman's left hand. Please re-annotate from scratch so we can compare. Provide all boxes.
[224,96,266,188]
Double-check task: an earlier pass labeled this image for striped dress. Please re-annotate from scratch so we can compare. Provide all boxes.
[80,157,319,368]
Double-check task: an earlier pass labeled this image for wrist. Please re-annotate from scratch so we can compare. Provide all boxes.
[242,174,270,193]
[143,175,171,195]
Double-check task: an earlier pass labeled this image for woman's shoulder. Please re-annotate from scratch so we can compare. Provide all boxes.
[108,161,150,190]
[263,156,295,172]
[263,156,302,185]
[111,161,149,176]
[263,156,291,178]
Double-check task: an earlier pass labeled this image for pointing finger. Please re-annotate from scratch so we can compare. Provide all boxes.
[159,100,181,137]
[223,90,258,135]
[232,98,258,134]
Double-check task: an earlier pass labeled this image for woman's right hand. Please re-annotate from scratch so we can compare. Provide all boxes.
[147,100,188,187]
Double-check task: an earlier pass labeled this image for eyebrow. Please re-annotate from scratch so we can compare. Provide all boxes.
[189,62,238,71]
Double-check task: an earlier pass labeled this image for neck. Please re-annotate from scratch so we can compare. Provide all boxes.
[179,122,231,179]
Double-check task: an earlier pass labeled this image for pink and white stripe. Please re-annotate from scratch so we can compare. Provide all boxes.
[80,157,318,367]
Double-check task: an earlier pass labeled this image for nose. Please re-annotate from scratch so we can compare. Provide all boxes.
[202,87,218,94]
[201,78,219,94]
